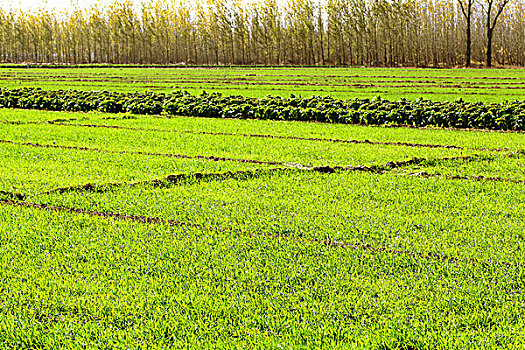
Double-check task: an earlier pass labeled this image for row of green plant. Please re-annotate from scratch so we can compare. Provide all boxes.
[0,122,469,168]
[1,88,525,130]
[0,141,267,195]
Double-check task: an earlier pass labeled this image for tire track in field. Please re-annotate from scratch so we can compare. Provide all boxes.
[0,198,516,268]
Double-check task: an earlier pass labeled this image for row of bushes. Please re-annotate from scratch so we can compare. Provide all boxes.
[1,87,524,130]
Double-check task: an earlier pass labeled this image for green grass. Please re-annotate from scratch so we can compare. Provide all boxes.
[1,92,525,348]
[404,153,525,181]
[0,142,270,194]
[62,112,525,150]
[4,109,525,151]
[33,171,525,263]
[0,120,474,168]
[2,66,524,102]
[2,204,525,349]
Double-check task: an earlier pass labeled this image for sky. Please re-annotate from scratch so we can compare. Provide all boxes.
[1,0,142,11]
[2,0,268,12]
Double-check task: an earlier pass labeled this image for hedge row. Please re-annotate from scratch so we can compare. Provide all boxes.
[1,87,524,130]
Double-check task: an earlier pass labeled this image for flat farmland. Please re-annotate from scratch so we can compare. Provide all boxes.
[1,68,525,349]
[1,66,524,102]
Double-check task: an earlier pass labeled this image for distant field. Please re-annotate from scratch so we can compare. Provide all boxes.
[1,66,524,102]
[2,107,525,348]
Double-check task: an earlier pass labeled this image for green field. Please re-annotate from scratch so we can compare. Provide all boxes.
[1,68,525,349]
[2,66,524,102]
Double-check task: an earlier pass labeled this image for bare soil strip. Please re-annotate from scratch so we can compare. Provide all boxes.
[8,76,525,88]
[0,198,515,267]
[42,167,292,195]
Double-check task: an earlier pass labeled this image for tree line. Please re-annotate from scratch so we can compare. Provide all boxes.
[0,0,523,67]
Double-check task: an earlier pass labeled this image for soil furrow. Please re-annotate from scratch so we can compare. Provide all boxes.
[319,240,513,267]
[0,190,24,200]
[42,167,292,195]
[0,199,189,227]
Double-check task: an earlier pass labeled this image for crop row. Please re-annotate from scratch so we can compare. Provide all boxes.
[1,122,473,167]
[1,88,525,130]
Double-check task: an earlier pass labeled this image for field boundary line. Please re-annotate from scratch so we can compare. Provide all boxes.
[0,198,516,268]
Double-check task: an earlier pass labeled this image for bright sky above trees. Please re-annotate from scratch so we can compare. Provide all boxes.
[1,0,141,11]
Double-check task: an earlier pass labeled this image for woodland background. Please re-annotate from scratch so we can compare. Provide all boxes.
[0,0,524,67]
